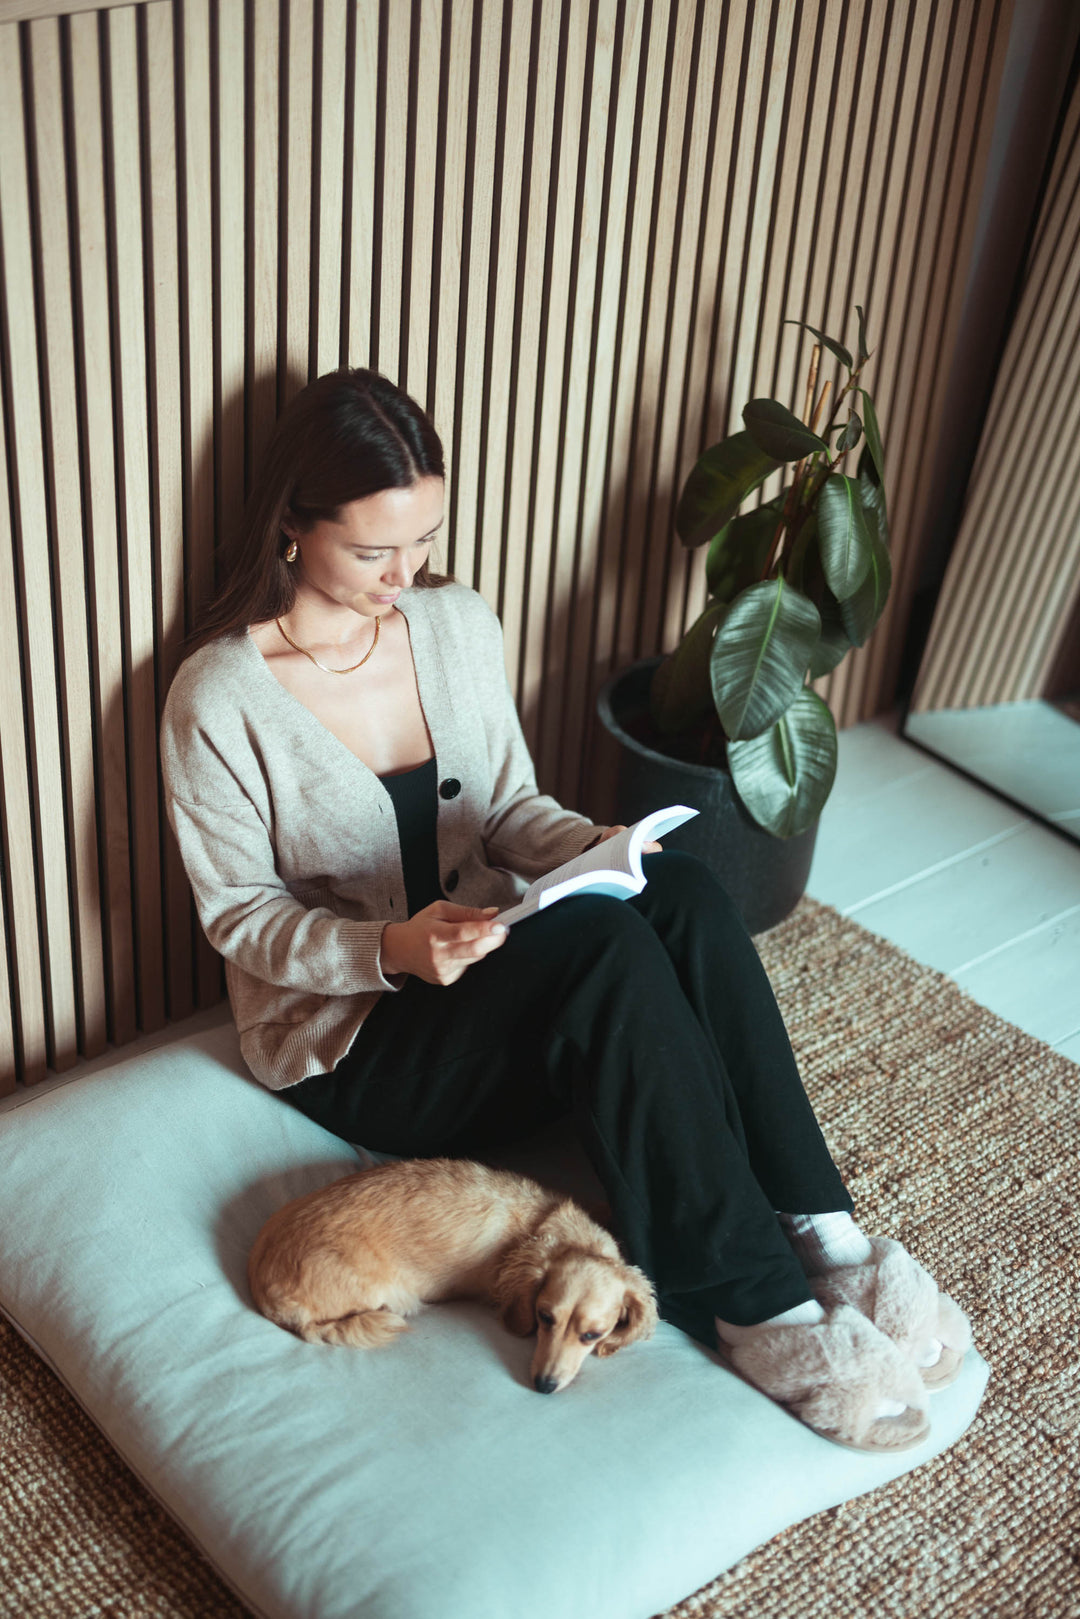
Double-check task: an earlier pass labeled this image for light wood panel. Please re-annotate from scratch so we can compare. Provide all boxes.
[28,16,107,1061]
[0,0,1018,1085]
[1,19,81,1072]
[913,52,1080,712]
[146,0,193,1024]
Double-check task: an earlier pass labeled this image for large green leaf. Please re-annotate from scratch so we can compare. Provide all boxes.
[743,399,829,462]
[783,318,853,371]
[675,431,780,548]
[785,517,854,677]
[709,575,821,741]
[783,512,817,593]
[727,687,838,838]
[816,474,873,601]
[809,592,854,677]
[840,523,892,646]
[706,496,784,601]
[649,601,727,735]
[858,444,888,544]
[859,390,885,486]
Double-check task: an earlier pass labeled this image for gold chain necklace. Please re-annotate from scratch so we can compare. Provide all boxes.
[275,615,381,675]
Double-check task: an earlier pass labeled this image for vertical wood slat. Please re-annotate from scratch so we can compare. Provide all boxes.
[0,0,1023,1086]
[108,5,166,1034]
[402,0,438,409]
[0,360,18,1085]
[569,0,649,812]
[28,15,108,1059]
[474,0,528,618]
[445,0,502,595]
[146,0,192,1024]
[518,0,585,750]
[0,21,80,1072]
[629,0,717,696]
[247,0,279,473]
[591,0,671,695]
[498,0,558,702]
[68,10,137,1049]
[178,0,220,1007]
[344,0,377,374]
[462,0,506,588]
[378,0,407,380]
[913,60,1080,714]
[0,252,47,1087]
[539,0,620,804]
[524,0,592,783]
[282,0,313,401]
[217,0,246,574]
[314,0,347,375]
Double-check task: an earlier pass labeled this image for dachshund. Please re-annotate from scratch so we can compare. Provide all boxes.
[248,1157,658,1392]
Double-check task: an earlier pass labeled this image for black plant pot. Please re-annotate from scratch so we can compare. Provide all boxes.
[596,657,818,936]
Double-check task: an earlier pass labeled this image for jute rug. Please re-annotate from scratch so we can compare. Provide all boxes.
[2,895,1077,1618]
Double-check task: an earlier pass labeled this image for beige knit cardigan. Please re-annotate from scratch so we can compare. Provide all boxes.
[159,583,602,1089]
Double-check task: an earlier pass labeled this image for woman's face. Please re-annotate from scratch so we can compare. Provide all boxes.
[285,476,445,619]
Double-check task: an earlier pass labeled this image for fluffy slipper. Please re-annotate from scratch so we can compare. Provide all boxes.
[716,1303,930,1453]
[811,1237,973,1390]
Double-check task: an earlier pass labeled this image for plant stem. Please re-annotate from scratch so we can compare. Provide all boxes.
[783,346,825,571]
[822,349,874,438]
[762,341,858,582]
[809,379,831,434]
[761,476,803,579]
[801,344,821,427]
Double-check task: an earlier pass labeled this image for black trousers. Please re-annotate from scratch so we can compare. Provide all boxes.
[283,851,852,1344]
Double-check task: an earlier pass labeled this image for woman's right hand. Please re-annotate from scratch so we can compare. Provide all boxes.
[380,902,508,985]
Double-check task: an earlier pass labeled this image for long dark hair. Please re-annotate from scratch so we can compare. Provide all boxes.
[186,368,454,655]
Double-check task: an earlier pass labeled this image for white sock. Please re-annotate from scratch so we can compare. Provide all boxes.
[778,1211,944,1369]
[715,1297,907,1418]
[715,1297,825,1345]
[778,1210,874,1276]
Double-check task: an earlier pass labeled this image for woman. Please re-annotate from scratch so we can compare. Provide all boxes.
[160,367,970,1452]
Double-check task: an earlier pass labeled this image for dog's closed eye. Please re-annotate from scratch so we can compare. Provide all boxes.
[537,1308,609,1344]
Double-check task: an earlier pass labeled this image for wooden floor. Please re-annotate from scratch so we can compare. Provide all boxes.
[807,709,1080,1064]
[4,708,1079,1114]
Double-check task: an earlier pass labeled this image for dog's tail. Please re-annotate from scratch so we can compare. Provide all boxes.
[283,1305,411,1347]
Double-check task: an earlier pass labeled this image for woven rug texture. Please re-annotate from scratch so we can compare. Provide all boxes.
[1,895,1077,1618]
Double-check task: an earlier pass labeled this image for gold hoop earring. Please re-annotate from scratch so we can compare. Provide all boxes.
[284,539,298,563]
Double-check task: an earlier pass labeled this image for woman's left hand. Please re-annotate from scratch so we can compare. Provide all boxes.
[597,824,663,854]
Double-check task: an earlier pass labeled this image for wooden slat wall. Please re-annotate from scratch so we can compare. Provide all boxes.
[911,55,1080,713]
[0,0,1015,1089]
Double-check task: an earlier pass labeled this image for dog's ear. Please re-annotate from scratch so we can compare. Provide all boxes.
[595,1267,659,1357]
[491,1240,547,1337]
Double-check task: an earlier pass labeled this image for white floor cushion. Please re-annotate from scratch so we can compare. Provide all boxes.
[0,1025,989,1619]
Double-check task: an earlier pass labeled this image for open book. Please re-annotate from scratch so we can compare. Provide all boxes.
[496,804,699,927]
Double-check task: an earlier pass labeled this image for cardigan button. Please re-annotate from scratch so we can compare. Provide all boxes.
[439,778,462,800]
[444,870,460,893]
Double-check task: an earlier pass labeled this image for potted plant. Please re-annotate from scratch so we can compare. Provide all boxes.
[597,308,890,933]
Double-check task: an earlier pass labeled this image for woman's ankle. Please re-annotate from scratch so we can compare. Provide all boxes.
[714,1295,824,1345]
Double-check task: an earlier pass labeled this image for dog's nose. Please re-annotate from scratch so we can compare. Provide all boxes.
[533,1373,559,1395]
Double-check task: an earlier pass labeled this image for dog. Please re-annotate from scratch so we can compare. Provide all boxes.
[248,1157,658,1392]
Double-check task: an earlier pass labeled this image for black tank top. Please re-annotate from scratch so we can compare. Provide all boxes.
[378,756,443,917]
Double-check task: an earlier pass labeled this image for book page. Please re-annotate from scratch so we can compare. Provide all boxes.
[521,824,636,897]
[624,804,699,883]
[496,804,699,924]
